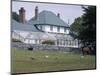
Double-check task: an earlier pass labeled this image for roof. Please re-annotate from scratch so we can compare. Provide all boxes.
[48,33,74,40]
[27,10,69,27]
[11,19,40,32]
[25,32,56,40]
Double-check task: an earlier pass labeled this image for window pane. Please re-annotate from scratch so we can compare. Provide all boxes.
[50,26,53,31]
[57,26,60,32]
[64,27,66,32]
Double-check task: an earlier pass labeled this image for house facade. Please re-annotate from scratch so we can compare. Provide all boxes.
[12,6,79,48]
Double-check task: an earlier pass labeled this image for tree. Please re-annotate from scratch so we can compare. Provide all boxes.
[70,17,83,39]
[70,6,96,47]
[12,12,20,22]
[80,6,96,46]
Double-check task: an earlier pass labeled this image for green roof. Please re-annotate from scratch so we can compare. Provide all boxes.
[11,19,40,32]
[27,10,69,27]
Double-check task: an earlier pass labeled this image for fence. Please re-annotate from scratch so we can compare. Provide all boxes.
[11,42,80,53]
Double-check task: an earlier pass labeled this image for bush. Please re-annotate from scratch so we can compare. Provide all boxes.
[12,39,22,42]
[42,40,55,45]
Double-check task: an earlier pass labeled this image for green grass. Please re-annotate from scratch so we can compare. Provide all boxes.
[11,48,96,74]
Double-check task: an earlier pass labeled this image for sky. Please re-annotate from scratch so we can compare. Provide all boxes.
[12,1,85,25]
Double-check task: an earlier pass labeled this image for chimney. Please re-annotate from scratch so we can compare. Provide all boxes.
[35,6,38,20]
[57,13,60,18]
[19,7,26,23]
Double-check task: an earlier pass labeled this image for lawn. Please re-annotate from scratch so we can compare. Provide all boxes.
[11,48,96,74]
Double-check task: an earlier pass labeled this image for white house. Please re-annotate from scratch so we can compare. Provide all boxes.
[11,7,79,48]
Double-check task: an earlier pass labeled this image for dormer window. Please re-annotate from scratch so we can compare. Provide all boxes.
[50,26,53,31]
[64,27,66,32]
[66,29,69,34]
[37,25,42,30]
[40,25,42,30]
[57,26,60,32]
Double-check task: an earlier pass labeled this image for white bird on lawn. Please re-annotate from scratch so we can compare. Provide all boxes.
[81,55,84,58]
[45,55,49,58]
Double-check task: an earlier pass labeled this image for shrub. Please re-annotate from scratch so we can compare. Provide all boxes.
[42,40,55,45]
[11,38,22,42]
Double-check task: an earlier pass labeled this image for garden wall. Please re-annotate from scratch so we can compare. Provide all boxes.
[11,42,80,53]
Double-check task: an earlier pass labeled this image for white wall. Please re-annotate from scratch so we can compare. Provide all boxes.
[24,39,36,44]
[12,32,20,40]
[44,25,50,32]
[44,25,57,33]
[24,39,41,44]
[12,31,25,42]
[53,26,58,32]
[30,40,35,44]
[43,25,69,34]
[14,30,30,38]
[24,39,29,43]
[59,27,64,33]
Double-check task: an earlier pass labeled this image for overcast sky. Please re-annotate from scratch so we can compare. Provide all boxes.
[12,1,85,25]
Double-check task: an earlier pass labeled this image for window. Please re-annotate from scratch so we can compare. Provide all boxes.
[40,25,42,30]
[63,41,65,46]
[50,26,53,31]
[57,40,59,45]
[69,40,71,45]
[57,26,60,32]
[66,29,69,34]
[38,25,42,30]
[64,27,66,32]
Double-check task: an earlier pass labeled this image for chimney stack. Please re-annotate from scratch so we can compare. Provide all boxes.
[57,13,60,18]
[19,7,26,23]
[35,6,38,20]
